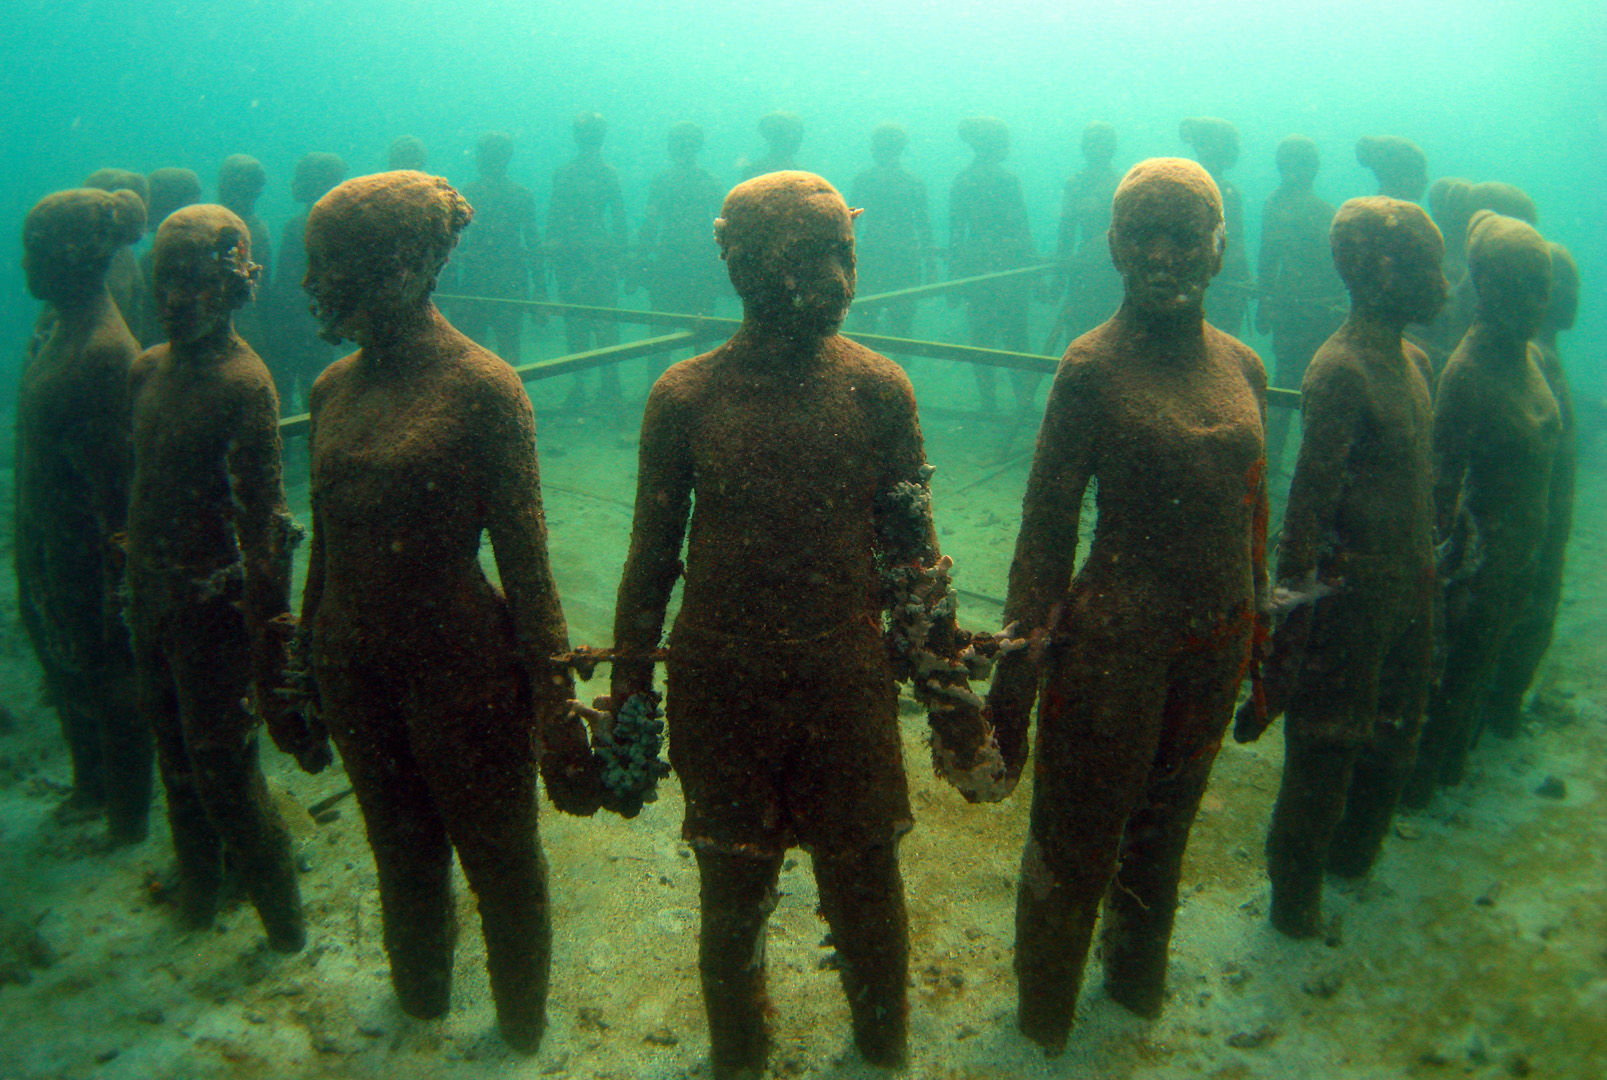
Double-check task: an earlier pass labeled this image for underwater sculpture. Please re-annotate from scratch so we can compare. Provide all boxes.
[637,122,727,318]
[1355,135,1428,203]
[607,171,1007,1079]
[1236,197,1446,938]
[135,167,204,346]
[1256,135,1346,468]
[1405,211,1560,805]
[848,123,932,340]
[1479,242,1579,739]
[268,151,348,405]
[1046,120,1122,351]
[128,205,318,950]
[81,168,151,336]
[15,187,151,846]
[453,131,540,368]
[1179,117,1253,337]
[217,154,273,349]
[297,171,592,1053]
[986,158,1270,1051]
[548,111,628,405]
[1437,181,1542,364]
[948,116,1037,415]
[386,134,428,172]
[739,110,805,179]
[1417,176,1477,366]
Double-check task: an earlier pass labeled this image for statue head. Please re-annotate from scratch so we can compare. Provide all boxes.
[292,153,349,206]
[152,204,260,346]
[22,187,146,304]
[1466,210,1552,341]
[1109,157,1224,323]
[715,171,857,341]
[1330,196,1447,325]
[304,171,473,344]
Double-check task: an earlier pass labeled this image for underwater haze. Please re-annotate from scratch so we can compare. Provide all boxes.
[1,0,1605,387]
[3,1,1607,1079]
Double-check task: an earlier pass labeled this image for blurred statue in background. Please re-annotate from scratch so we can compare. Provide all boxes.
[217,155,273,349]
[609,171,1005,1079]
[948,116,1037,416]
[849,122,932,341]
[1406,211,1559,805]
[80,168,151,335]
[1180,117,1253,337]
[738,110,805,179]
[1255,135,1346,469]
[637,121,726,317]
[16,187,151,846]
[268,151,348,407]
[1436,180,1540,372]
[128,205,320,950]
[987,158,1269,1051]
[386,134,427,172]
[548,110,628,406]
[1355,135,1428,203]
[135,167,203,346]
[1479,242,1579,739]
[453,131,539,367]
[298,171,592,1054]
[1046,121,1122,352]
[1238,197,1445,938]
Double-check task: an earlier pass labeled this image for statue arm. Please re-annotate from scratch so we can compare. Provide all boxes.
[987,356,1097,771]
[611,378,694,702]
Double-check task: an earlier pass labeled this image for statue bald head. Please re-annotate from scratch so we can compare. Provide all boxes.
[1330,196,1446,323]
[1109,159,1225,323]
[715,171,857,341]
[1466,210,1551,340]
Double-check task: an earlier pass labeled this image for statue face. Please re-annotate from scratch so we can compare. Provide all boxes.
[302,237,367,344]
[1109,194,1222,322]
[732,203,857,340]
[155,244,238,345]
[1393,246,1449,326]
[1477,256,1552,341]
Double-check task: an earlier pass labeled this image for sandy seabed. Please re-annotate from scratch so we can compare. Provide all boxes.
[0,377,1603,1080]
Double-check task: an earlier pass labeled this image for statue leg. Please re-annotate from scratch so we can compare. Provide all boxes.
[695,849,783,1080]
[97,658,153,847]
[1015,639,1168,1052]
[173,599,304,952]
[813,843,909,1067]
[323,665,456,1019]
[41,658,106,818]
[1481,561,1561,739]
[1412,568,1517,799]
[1102,640,1241,1014]
[1265,729,1355,939]
[1329,608,1432,877]
[139,623,222,929]
[414,668,552,1055]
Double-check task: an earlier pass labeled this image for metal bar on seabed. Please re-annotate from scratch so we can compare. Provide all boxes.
[278,280,1295,437]
[275,330,707,439]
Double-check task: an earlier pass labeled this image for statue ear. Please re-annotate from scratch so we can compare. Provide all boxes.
[848,207,864,220]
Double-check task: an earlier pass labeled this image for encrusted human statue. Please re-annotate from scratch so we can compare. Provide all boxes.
[16,187,151,846]
[608,171,1007,1079]
[1480,243,1580,737]
[297,171,596,1053]
[128,205,321,949]
[1406,211,1560,804]
[1180,118,1253,337]
[1236,197,1446,938]
[987,158,1270,1051]
[1256,135,1346,469]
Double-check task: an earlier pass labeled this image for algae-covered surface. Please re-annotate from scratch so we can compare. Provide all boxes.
[0,356,1604,1079]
